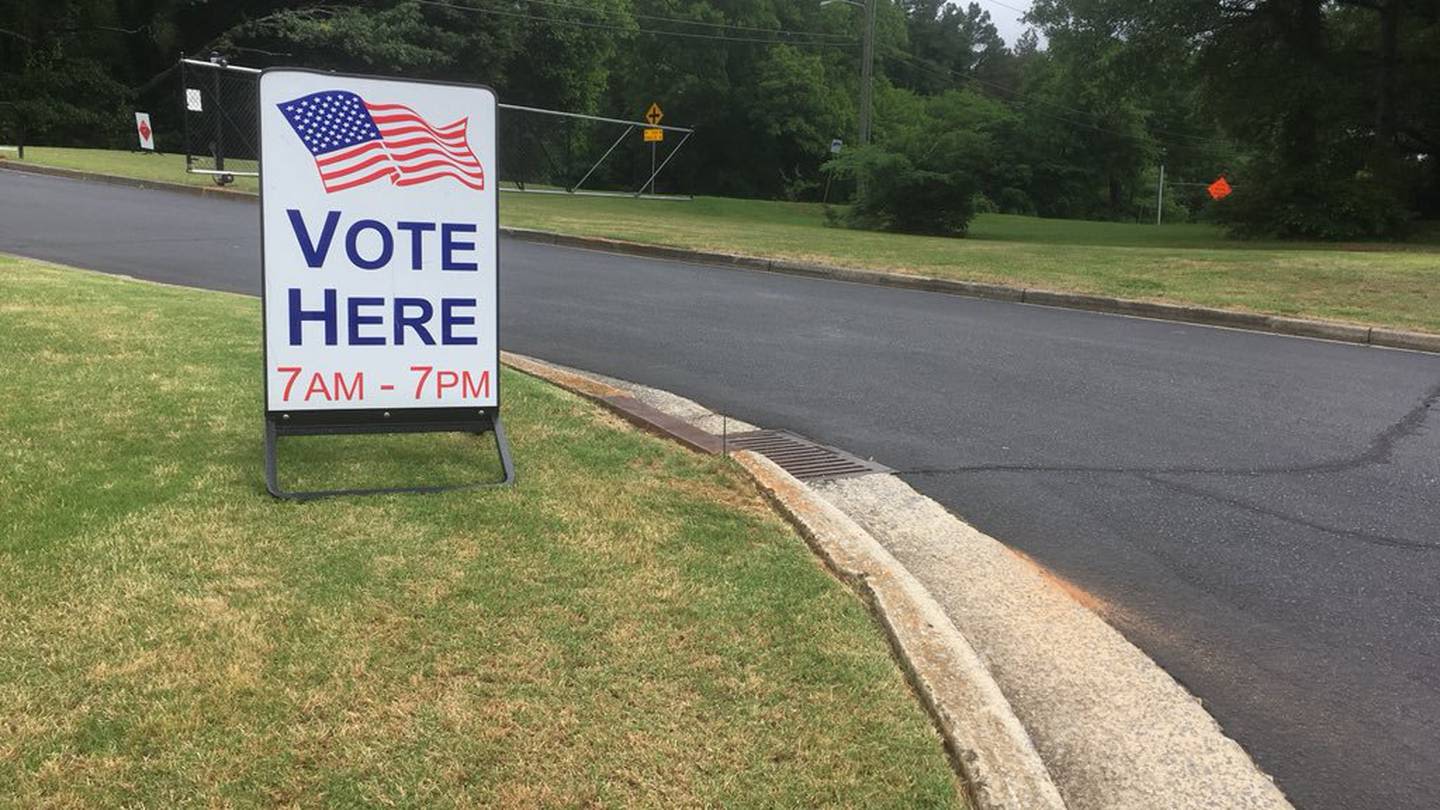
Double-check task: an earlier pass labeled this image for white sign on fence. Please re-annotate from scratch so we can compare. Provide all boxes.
[185,88,204,112]
[258,69,499,413]
[135,112,155,150]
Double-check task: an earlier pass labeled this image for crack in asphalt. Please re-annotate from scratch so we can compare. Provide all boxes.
[899,379,1440,550]
[1135,473,1436,551]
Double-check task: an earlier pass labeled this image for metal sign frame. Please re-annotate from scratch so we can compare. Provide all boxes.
[257,67,513,499]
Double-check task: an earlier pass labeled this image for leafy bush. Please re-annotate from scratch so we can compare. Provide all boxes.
[825,146,978,235]
[997,187,1035,215]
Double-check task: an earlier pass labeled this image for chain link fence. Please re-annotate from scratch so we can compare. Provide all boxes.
[0,101,20,157]
[497,103,693,197]
[178,58,693,197]
[180,58,261,182]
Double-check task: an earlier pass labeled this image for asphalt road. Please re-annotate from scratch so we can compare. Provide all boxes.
[4,171,1438,809]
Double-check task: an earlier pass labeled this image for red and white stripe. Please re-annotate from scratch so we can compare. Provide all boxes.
[315,140,396,193]
[314,101,486,193]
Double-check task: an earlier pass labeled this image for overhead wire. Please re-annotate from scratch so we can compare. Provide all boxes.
[972,0,1033,16]
[417,0,1227,148]
[475,0,856,39]
[415,0,860,47]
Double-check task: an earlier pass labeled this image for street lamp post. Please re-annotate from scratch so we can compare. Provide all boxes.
[822,0,877,146]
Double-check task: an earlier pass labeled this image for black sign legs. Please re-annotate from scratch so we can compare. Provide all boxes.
[264,410,514,500]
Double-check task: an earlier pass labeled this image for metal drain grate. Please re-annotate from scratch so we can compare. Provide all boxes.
[724,430,891,480]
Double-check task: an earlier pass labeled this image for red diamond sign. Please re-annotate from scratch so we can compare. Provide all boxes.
[135,112,155,151]
[1207,176,1232,201]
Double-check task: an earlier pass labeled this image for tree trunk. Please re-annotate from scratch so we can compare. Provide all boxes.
[1280,0,1325,171]
[1374,0,1401,164]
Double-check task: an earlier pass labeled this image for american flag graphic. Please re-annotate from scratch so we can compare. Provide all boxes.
[277,90,485,193]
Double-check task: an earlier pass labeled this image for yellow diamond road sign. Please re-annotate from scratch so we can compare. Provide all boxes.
[645,102,663,126]
[643,127,664,142]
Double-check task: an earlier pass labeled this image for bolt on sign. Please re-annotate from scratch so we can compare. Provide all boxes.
[643,128,664,142]
[135,112,155,150]
[258,69,513,498]
[1208,176,1233,201]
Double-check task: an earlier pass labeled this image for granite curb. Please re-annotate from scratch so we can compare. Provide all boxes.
[6,159,1435,354]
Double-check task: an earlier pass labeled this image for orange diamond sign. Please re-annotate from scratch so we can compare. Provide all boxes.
[1207,176,1232,201]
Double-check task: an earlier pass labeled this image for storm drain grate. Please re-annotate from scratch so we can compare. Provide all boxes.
[724,430,891,481]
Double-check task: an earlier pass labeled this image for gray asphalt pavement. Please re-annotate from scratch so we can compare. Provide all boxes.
[3,170,1437,809]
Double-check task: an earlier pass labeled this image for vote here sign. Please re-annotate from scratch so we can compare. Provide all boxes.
[258,70,498,413]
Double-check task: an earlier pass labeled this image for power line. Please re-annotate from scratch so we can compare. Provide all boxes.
[973,0,1032,16]
[476,0,856,40]
[415,0,859,47]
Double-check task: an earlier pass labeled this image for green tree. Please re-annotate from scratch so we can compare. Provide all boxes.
[749,44,851,197]
[896,0,1012,93]
[0,0,137,147]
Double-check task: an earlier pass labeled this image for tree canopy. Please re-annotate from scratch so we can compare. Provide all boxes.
[2,0,1436,238]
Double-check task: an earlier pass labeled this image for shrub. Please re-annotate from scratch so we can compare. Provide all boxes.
[824,146,978,236]
[997,187,1035,215]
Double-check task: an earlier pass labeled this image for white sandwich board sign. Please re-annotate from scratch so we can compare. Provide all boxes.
[257,68,510,497]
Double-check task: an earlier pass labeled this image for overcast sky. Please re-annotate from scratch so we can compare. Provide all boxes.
[970,0,1035,48]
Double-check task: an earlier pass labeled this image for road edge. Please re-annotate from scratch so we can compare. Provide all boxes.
[0,158,258,202]
[502,227,1440,354]
[737,452,1068,810]
[5,158,1435,354]
[500,350,1067,810]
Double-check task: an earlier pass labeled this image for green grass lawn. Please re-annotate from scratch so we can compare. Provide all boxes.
[0,255,961,807]
[502,194,1440,333]
[9,146,1440,333]
[6,145,258,192]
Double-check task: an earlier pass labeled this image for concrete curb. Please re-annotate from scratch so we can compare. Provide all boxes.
[0,159,256,203]
[813,475,1294,810]
[500,350,1067,810]
[738,452,1068,810]
[501,351,722,453]
[6,159,1436,354]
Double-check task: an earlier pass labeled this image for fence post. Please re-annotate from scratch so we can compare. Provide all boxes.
[211,55,226,174]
